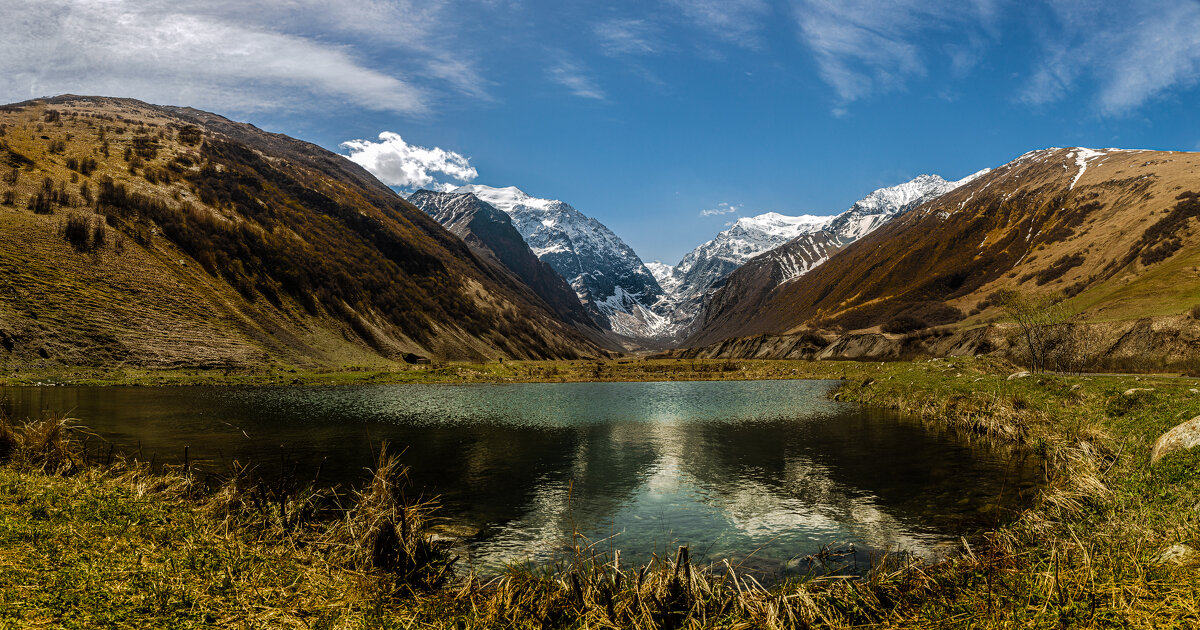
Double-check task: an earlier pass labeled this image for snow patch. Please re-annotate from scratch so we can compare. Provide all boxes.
[1069,148,1106,190]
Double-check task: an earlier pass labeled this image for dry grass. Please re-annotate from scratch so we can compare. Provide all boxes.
[0,410,81,473]
[321,445,456,592]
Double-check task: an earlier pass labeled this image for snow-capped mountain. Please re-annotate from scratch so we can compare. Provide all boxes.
[654,212,831,335]
[753,170,991,288]
[406,190,597,330]
[681,171,991,343]
[453,184,669,339]
[653,171,990,341]
[644,261,679,293]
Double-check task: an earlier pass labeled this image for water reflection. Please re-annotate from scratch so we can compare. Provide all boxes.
[0,380,1040,577]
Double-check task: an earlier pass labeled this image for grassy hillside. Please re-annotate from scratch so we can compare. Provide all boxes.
[0,96,600,368]
[692,148,1200,345]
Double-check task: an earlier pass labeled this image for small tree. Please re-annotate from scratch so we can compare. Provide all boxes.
[994,289,1069,373]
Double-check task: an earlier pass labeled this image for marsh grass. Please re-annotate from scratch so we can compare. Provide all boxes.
[0,409,82,473]
[321,445,456,592]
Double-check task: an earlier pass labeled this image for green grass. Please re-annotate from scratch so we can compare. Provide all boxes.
[3,357,1200,628]
[0,357,1005,387]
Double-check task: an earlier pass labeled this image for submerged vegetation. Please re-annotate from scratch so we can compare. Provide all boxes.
[3,357,1200,627]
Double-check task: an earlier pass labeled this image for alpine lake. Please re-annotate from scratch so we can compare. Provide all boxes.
[0,379,1041,581]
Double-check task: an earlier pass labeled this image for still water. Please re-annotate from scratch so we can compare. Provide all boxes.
[1,380,1040,577]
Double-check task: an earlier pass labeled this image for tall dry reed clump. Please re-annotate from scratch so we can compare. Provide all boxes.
[469,542,934,629]
[323,445,456,592]
[0,410,80,474]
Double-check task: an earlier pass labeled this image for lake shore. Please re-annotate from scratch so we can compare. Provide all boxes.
[2,357,1199,627]
[0,355,1023,387]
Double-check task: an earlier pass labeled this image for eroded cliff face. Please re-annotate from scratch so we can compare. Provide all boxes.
[671,315,1200,374]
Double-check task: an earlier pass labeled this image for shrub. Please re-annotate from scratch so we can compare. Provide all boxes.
[63,215,94,251]
[1035,252,1086,285]
[177,125,202,145]
[882,314,928,334]
[27,192,52,214]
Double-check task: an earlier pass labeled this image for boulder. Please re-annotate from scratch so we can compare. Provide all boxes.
[1124,387,1154,396]
[1151,415,1200,465]
[1151,543,1199,566]
[1007,371,1031,381]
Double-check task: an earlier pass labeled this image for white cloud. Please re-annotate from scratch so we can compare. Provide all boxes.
[668,0,770,46]
[595,19,659,56]
[792,0,998,104]
[0,0,484,115]
[341,132,478,190]
[548,60,606,100]
[700,202,740,217]
[1022,0,1200,114]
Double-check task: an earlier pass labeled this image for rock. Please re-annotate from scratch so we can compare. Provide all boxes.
[1070,384,1082,391]
[1123,387,1154,396]
[1007,371,1031,381]
[1151,415,1200,465]
[1151,544,1199,566]
[1190,389,1199,394]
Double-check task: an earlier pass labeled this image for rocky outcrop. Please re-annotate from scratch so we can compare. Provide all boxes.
[676,316,1200,372]
[672,325,998,361]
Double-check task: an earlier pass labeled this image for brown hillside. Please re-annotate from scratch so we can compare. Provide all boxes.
[0,96,600,368]
[691,147,1200,345]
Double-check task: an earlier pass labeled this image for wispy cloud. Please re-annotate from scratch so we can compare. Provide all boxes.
[792,0,998,104]
[594,19,659,56]
[668,0,770,46]
[0,0,483,115]
[700,202,740,216]
[548,60,606,100]
[1022,0,1200,114]
[341,132,478,191]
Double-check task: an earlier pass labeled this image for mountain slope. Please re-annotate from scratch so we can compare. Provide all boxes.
[0,95,600,367]
[406,190,600,331]
[690,147,1200,345]
[453,184,668,339]
[687,172,985,344]
[655,212,831,337]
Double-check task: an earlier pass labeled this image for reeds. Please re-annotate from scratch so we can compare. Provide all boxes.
[0,410,80,473]
[322,445,456,592]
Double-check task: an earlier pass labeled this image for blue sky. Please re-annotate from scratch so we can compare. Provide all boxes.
[5,1,1200,263]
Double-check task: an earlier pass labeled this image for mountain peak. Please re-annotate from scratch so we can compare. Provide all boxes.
[453,184,666,339]
[733,212,831,232]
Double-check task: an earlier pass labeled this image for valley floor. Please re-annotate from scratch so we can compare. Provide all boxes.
[0,357,939,387]
[2,357,1199,627]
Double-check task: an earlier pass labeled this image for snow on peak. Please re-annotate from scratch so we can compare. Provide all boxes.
[952,168,992,188]
[644,261,675,284]
[454,184,560,212]
[732,212,830,234]
[453,183,667,339]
